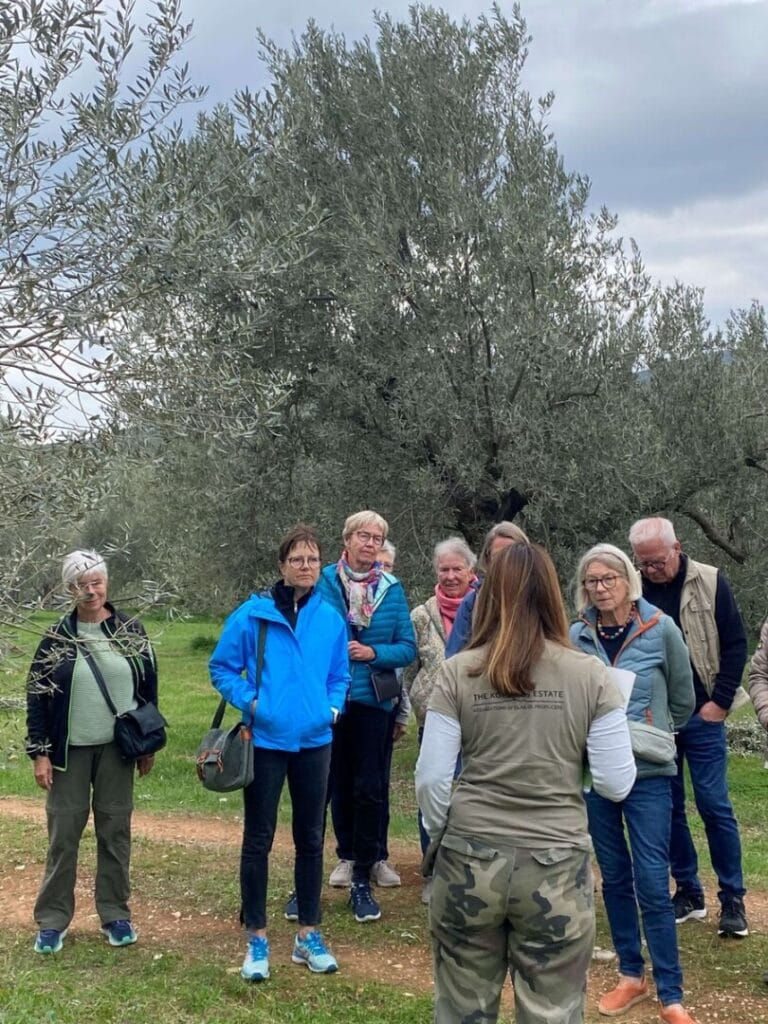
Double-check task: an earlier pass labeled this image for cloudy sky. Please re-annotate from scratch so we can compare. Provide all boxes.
[154,1,767,327]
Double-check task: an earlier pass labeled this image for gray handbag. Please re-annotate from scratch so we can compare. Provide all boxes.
[195,621,266,792]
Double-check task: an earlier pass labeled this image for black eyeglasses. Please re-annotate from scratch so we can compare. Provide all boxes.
[583,575,621,591]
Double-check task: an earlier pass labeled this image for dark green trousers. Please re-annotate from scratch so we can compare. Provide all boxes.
[34,743,134,930]
[429,834,595,1024]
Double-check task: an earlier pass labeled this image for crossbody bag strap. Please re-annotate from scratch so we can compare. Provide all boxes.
[211,619,268,729]
[80,641,119,717]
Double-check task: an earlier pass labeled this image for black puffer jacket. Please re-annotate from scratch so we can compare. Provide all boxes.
[25,603,158,769]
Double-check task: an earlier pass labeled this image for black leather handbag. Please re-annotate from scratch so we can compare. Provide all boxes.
[82,643,167,761]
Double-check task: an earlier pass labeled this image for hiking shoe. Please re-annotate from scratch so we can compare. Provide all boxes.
[329,859,353,887]
[659,1004,700,1024]
[718,895,749,938]
[100,920,137,947]
[284,891,298,921]
[241,935,270,982]
[598,976,650,1016]
[371,860,401,887]
[34,927,68,954]
[673,890,707,924]
[291,930,339,973]
[348,882,381,922]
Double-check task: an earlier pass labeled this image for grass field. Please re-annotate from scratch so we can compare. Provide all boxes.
[1,614,768,1023]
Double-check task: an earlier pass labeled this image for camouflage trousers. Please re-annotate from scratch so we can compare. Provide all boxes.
[429,833,595,1024]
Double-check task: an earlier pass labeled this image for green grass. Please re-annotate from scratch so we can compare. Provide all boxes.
[4,616,768,1021]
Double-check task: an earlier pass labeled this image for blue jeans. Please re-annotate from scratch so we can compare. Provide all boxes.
[586,776,683,1007]
[670,714,745,901]
[241,743,331,930]
[329,702,392,883]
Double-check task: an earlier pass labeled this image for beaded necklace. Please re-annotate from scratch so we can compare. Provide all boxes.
[595,603,636,641]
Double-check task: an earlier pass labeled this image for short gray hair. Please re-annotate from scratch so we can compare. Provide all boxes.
[433,537,476,574]
[629,517,677,549]
[380,540,396,559]
[62,550,108,589]
[574,543,641,611]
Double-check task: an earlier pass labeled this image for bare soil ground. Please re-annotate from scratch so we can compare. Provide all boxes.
[2,796,767,1022]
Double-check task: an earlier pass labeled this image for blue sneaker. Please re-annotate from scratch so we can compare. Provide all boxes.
[291,930,339,973]
[241,935,270,981]
[34,927,68,954]
[101,920,137,946]
[284,891,298,921]
[348,882,381,923]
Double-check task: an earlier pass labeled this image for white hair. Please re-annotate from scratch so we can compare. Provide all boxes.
[380,540,396,559]
[61,550,108,589]
[433,536,476,573]
[628,517,677,549]
[574,543,642,611]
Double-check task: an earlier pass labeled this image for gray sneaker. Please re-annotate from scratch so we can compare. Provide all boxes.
[371,860,401,887]
[329,859,353,887]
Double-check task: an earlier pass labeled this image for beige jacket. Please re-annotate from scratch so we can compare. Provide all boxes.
[748,619,768,729]
[403,597,446,726]
[681,557,749,710]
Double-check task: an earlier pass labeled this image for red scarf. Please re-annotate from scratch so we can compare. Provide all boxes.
[435,583,473,639]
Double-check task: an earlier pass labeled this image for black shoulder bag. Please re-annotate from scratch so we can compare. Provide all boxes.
[81,641,167,761]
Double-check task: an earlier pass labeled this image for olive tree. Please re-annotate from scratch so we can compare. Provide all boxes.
[0,0,204,753]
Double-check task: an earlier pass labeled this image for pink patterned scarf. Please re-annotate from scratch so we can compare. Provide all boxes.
[337,557,382,629]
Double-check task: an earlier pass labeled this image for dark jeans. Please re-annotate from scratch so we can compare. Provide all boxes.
[329,702,392,883]
[377,706,398,862]
[670,714,745,901]
[241,743,331,931]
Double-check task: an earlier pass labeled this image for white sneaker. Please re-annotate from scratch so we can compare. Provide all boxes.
[329,859,353,887]
[371,860,401,887]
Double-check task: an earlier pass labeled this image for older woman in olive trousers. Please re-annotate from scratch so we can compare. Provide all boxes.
[26,550,158,955]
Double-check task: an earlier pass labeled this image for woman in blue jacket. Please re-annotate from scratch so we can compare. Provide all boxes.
[318,509,416,924]
[570,543,697,1024]
[210,524,350,983]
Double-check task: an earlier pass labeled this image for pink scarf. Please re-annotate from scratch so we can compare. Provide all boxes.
[337,557,382,628]
[435,583,473,639]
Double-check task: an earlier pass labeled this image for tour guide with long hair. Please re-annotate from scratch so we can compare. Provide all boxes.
[416,543,636,1024]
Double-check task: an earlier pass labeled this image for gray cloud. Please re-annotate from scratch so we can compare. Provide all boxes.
[158,0,768,324]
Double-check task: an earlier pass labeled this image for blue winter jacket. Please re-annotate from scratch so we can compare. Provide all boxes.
[316,564,416,709]
[444,578,482,657]
[570,598,694,778]
[209,589,350,752]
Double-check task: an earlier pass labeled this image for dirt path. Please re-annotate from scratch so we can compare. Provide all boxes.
[2,796,767,1022]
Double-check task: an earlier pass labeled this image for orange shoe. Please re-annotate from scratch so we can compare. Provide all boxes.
[598,976,650,1016]
[659,1004,699,1024]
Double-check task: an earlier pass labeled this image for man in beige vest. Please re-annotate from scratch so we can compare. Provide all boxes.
[629,517,749,940]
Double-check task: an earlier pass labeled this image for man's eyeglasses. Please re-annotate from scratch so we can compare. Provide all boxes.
[584,575,621,591]
[355,530,384,546]
[285,556,321,568]
[633,551,673,572]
